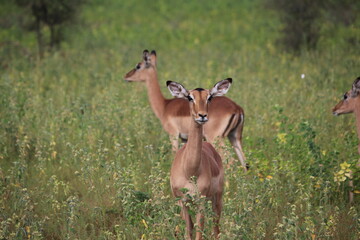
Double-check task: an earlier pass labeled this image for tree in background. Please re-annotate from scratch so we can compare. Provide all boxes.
[323,0,360,47]
[268,0,322,53]
[15,0,85,58]
[269,0,360,53]
[325,0,359,26]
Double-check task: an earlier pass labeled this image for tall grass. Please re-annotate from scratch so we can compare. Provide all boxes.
[0,0,359,239]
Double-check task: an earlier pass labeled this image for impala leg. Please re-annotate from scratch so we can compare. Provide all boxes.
[228,132,247,172]
[228,112,248,171]
[349,173,354,204]
[195,205,205,240]
[212,194,222,238]
[181,203,193,240]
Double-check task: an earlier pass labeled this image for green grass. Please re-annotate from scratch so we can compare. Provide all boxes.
[1,0,360,239]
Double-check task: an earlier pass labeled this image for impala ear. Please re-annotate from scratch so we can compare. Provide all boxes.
[143,49,149,59]
[210,78,232,97]
[166,81,189,98]
[150,50,157,66]
[143,49,151,66]
[351,77,360,97]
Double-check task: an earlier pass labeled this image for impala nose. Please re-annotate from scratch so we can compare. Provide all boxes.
[332,108,338,116]
[198,114,208,122]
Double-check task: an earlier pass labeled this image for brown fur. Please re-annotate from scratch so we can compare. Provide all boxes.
[332,77,360,204]
[168,86,225,240]
[124,50,247,171]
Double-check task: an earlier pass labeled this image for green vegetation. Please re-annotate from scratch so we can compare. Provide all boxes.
[1,0,359,239]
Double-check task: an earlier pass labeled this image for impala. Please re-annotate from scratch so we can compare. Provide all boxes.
[124,50,247,171]
[332,76,360,203]
[167,79,229,239]
[333,77,360,155]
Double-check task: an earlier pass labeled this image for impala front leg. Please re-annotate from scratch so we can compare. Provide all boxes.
[195,205,205,240]
[182,204,194,240]
[212,193,223,238]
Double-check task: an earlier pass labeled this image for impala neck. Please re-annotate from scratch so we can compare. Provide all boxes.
[354,101,360,141]
[183,119,203,177]
[145,68,166,119]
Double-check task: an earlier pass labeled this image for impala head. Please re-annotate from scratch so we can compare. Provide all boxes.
[167,78,232,124]
[124,49,157,82]
[332,77,360,116]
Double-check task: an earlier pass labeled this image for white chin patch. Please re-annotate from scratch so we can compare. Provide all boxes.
[195,118,208,124]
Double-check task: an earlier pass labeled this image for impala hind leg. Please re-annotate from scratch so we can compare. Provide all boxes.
[228,118,247,171]
[228,135,247,172]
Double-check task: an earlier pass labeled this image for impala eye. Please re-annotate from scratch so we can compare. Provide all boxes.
[343,93,348,100]
[135,64,141,70]
[187,95,193,102]
[207,95,213,102]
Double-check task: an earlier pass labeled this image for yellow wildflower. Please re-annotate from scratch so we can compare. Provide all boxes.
[51,151,57,159]
[277,133,287,144]
[340,162,351,170]
[345,172,352,178]
[257,173,264,182]
[25,226,31,239]
[266,175,273,180]
[334,161,353,184]
[225,180,230,188]
[142,219,148,229]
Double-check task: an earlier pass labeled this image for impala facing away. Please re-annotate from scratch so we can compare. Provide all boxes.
[167,79,228,240]
[332,76,360,203]
[124,50,247,171]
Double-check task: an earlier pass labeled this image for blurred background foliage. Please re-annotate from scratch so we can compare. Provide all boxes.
[0,0,360,239]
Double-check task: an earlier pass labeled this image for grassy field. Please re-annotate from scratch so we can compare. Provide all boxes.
[1,0,360,239]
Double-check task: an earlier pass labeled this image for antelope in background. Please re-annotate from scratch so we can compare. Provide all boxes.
[332,76,360,203]
[167,79,230,239]
[124,50,247,171]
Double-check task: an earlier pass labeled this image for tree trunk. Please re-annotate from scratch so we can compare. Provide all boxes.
[49,24,55,49]
[35,16,44,58]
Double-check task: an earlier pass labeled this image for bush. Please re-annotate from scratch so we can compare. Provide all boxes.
[14,0,86,57]
[268,0,322,53]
